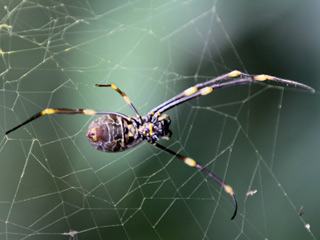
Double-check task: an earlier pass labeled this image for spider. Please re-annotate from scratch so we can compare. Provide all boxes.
[5,70,315,220]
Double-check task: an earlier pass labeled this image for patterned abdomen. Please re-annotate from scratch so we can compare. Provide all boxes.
[86,114,141,152]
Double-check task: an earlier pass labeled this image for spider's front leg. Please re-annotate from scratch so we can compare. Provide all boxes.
[95,84,143,123]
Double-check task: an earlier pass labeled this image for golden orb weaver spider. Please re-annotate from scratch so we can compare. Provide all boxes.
[5,70,315,220]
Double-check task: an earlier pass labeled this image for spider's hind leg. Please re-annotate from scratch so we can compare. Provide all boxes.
[152,142,237,220]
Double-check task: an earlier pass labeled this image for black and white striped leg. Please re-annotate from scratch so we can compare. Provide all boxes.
[152,142,238,220]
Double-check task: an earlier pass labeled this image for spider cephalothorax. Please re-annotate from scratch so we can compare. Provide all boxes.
[5,71,315,220]
[139,114,172,143]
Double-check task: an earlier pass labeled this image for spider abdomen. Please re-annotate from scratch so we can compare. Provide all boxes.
[86,114,141,152]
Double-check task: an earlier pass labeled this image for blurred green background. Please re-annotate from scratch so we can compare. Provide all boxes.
[1,0,319,239]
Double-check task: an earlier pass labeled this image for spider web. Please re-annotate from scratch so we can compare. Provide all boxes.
[1,0,320,239]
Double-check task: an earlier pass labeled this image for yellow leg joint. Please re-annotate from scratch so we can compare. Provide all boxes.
[254,74,275,81]
[200,86,213,95]
[228,70,241,77]
[110,84,117,90]
[83,109,96,115]
[184,157,197,167]
[184,86,197,96]
[123,95,132,104]
[41,108,55,115]
[224,185,234,196]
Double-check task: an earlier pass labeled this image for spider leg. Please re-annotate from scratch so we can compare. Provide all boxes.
[153,71,315,115]
[148,71,239,116]
[95,84,142,123]
[152,142,237,220]
[5,108,130,135]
